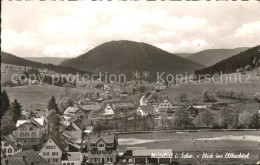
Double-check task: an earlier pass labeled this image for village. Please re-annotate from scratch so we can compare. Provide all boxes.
[1,69,260,165]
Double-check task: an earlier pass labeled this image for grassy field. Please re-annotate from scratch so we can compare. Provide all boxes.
[159,71,260,114]
[118,130,259,164]
[2,85,101,111]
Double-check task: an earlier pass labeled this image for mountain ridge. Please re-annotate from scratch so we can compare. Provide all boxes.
[194,45,260,76]
[24,57,69,65]
[60,40,205,81]
[187,47,249,66]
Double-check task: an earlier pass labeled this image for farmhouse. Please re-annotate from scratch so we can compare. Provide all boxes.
[155,82,166,91]
[140,95,159,107]
[157,97,179,113]
[103,101,135,118]
[136,105,159,117]
[87,133,118,164]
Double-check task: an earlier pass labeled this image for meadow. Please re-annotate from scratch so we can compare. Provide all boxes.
[2,85,100,111]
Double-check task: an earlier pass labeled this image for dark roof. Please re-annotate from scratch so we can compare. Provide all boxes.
[2,134,20,150]
[158,96,178,105]
[138,105,155,112]
[74,118,93,130]
[79,105,101,111]
[109,101,135,111]
[50,133,68,151]
[1,150,50,165]
[88,133,116,144]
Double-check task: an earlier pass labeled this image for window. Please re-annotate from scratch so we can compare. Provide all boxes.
[91,150,96,154]
[46,145,56,149]
[25,132,29,137]
[8,148,12,153]
[71,163,74,165]
[53,159,58,162]
[99,144,105,147]
[91,144,96,148]
[20,127,27,131]
[29,126,33,131]
[31,132,36,137]
[52,152,58,156]
[43,152,49,156]
[4,142,9,147]
[20,133,24,137]
[3,148,6,153]
[63,163,66,165]
[107,157,110,162]
[106,143,113,147]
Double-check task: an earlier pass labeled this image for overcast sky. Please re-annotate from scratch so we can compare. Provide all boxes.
[2,1,260,58]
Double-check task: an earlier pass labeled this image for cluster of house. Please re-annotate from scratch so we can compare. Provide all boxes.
[1,113,119,165]
[102,94,206,119]
[1,85,208,165]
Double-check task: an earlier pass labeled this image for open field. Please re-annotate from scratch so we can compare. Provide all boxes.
[2,85,101,111]
[118,130,259,164]
[161,71,260,100]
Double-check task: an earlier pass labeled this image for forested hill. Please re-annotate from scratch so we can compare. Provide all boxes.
[194,45,260,76]
[60,40,205,81]
[1,52,92,75]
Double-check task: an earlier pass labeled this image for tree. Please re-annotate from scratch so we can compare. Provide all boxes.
[253,93,260,110]
[220,108,235,128]
[48,96,59,113]
[48,112,61,133]
[173,109,194,129]
[249,114,260,129]
[200,109,214,128]
[145,91,151,98]
[152,93,159,101]
[202,90,216,102]
[238,112,252,128]
[1,90,10,117]
[202,90,210,102]
[58,97,74,112]
[139,85,146,93]
[11,99,22,123]
[229,89,235,99]
[179,93,187,102]
[1,110,16,136]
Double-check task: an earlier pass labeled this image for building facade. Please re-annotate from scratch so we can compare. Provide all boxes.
[39,134,68,165]
[12,117,49,148]
[87,133,118,164]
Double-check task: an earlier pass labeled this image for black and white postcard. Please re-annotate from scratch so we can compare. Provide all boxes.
[1,1,260,165]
